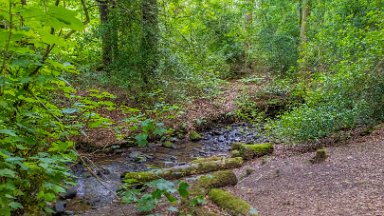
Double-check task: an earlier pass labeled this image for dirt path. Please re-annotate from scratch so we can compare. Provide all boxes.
[231,128,384,216]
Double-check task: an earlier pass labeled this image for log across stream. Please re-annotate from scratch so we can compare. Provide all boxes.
[62,122,271,215]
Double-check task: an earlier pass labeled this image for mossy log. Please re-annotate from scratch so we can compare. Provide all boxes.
[208,189,258,216]
[191,156,226,163]
[123,157,243,183]
[232,142,274,160]
[190,170,238,195]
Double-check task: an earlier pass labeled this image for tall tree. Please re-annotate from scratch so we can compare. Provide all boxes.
[99,0,112,66]
[299,0,311,76]
[300,0,310,43]
[141,0,159,85]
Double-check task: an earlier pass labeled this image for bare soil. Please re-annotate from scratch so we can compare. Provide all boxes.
[230,127,384,216]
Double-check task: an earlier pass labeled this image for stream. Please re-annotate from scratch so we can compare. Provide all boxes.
[58,122,269,215]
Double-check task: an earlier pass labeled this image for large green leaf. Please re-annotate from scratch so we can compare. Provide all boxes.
[0,169,17,178]
[0,129,17,137]
[47,6,84,31]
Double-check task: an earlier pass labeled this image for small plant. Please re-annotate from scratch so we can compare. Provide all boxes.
[120,178,206,214]
[235,94,265,123]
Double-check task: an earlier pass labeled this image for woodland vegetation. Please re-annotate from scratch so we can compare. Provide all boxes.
[0,0,383,215]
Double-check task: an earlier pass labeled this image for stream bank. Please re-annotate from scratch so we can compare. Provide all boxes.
[59,122,270,215]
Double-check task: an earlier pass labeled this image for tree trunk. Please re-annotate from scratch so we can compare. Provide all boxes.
[300,0,309,42]
[141,0,159,85]
[99,0,112,67]
[244,0,255,64]
[110,0,119,61]
[299,0,311,76]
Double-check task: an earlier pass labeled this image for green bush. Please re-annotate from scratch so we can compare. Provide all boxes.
[270,0,384,142]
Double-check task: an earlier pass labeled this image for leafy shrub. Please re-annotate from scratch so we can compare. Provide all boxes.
[120,179,205,214]
[0,2,115,215]
[270,0,384,142]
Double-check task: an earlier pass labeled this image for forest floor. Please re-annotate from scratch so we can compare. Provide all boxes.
[230,126,384,216]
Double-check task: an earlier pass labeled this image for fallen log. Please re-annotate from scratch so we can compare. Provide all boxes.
[190,170,238,195]
[208,189,258,216]
[123,157,243,183]
[231,142,274,160]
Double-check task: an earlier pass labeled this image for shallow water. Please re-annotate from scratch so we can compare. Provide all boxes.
[64,122,269,214]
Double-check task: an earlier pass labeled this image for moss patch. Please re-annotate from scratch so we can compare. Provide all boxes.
[191,170,238,195]
[232,142,274,160]
[310,148,328,164]
[208,189,258,216]
[192,156,224,163]
[162,141,174,148]
[189,131,203,141]
[231,150,241,158]
[124,171,158,182]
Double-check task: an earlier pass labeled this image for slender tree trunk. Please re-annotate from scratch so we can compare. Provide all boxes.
[244,0,254,63]
[300,0,309,42]
[99,0,112,67]
[299,0,310,76]
[110,0,119,61]
[141,0,159,86]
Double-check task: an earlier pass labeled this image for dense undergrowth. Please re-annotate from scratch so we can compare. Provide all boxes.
[269,0,384,142]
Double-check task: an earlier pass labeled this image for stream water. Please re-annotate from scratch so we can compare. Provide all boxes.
[59,122,269,215]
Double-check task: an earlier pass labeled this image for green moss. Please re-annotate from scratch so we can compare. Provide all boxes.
[124,171,158,182]
[310,148,328,164]
[192,156,223,163]
[208,189,258,216]
[124,157,243,183]
[197,157,243,171]
[232,142,274,160]
[189,131,203,141]
[231,150,241,158]
[244,143,274,157]
[231,142,243,151]
[191,170,238,195]
[162,141,174,148]
[198,170,238,189]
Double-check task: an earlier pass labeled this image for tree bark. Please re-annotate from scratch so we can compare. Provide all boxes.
[99,0,112,67]
[141,0,159,85]
[244,0,255,63]
[299,0,311,76]
[300,0,310,42]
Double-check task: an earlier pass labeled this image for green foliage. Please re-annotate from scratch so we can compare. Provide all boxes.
[0,1,114,215]
[75,0,254,99]
[251,1,300,73]
[120,178,204,214]
[121,95,179,146]
[236,79,296,122]
[270,0,384,142]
